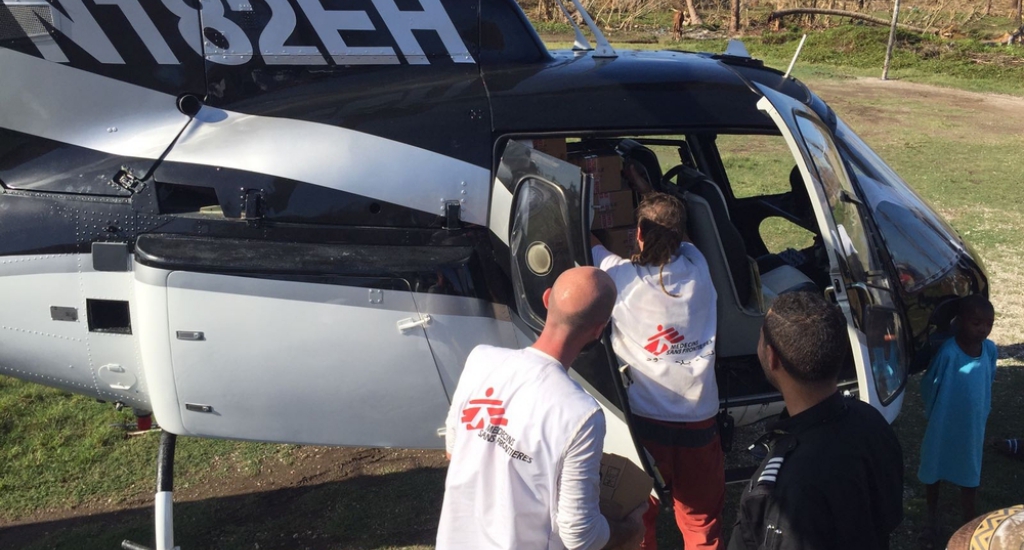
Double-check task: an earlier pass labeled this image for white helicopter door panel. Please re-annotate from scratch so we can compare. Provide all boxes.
[756,85,908,422]
[494,140,655,481]
[166,272,451,448]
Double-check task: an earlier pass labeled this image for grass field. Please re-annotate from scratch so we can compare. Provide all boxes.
[2,28,1023,550]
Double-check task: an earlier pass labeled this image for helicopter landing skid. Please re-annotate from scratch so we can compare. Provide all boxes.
[121,430,179,550]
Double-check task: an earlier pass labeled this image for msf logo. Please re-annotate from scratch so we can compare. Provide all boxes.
[461,388,508,431]
[644,325,685,356]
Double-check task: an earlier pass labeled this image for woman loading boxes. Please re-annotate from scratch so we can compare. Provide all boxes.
[591,165,724,550]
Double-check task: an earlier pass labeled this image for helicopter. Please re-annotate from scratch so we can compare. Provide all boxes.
[0,0,987,548]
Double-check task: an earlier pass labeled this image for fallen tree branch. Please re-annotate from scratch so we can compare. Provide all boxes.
[767,8,935,34]
[1009,24,1024,45]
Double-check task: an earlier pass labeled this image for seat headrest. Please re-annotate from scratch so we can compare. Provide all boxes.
[616,139,663,185]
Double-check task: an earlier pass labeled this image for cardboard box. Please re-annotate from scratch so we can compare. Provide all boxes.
[594,226,637,258]
[529,138,567,161]
[592,189,636,230]
[599,453,654,520]
[575,154,623,194]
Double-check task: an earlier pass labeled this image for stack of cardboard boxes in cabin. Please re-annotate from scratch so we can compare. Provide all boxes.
[530,139,638,258]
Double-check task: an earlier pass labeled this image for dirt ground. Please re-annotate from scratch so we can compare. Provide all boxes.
[2,77,1023,550]
[0,447,451,548]
[812,77,1024,137]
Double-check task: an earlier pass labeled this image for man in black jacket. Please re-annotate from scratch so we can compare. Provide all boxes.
[728,292,904,550]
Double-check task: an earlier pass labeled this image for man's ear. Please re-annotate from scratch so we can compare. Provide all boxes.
[542,288,552,310]
[764,343,783,373]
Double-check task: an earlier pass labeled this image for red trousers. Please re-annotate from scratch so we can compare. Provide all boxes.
[638,416,725,550]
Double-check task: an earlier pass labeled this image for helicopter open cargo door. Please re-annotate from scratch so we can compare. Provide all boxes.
[756,86,909,421]
[491,140,656,476]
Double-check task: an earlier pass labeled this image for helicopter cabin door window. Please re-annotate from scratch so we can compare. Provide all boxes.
[755,85,909,421]
[790,113,908,407]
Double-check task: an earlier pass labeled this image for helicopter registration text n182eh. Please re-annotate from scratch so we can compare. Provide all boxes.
[0,0,987,547]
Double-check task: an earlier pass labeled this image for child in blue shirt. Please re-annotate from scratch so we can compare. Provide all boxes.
[918,295,997,541]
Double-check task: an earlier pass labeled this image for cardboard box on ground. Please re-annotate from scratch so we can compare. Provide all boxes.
[599,453,654,520]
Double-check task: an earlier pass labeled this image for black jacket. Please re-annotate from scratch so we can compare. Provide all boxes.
[727,392,904,550]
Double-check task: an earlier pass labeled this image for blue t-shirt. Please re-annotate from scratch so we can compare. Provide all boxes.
[917,337,997,487]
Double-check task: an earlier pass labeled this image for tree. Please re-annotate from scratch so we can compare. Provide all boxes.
[768,8,932,33]
[536,0,554,22]
[882,0,901,81]
[731,0,742,33]
[685,0,704,26]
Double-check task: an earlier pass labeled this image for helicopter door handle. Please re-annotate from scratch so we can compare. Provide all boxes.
[848,283,876,305]
[397,315,431,333]
[824,286,838,304]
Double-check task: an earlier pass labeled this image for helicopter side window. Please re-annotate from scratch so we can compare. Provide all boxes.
[510,177,580,332]
[793,114,881,282]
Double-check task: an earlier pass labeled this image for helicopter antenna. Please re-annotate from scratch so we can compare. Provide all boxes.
[554,0,592,51]
[569,0,617,58]
[784,34,807,79]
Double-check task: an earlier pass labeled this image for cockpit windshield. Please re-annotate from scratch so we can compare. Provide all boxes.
[834,119,967,293]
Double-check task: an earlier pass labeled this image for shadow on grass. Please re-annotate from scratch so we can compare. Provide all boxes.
[0,466,448,550]
[998,343,1024,363]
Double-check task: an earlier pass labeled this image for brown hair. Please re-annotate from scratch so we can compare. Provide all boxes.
[630,193,687,296]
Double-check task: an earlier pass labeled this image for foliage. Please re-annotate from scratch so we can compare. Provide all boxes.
[520,0,1024,36]
[542,24,1024,95]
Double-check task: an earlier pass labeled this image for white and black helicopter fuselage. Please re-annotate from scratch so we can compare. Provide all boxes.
[0,0,988,547]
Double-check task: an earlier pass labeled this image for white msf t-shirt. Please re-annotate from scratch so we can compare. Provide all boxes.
[437,346,610,550]
[594,242,719,422]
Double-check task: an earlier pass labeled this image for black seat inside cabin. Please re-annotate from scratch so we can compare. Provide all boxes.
[616,139,754,307]
[672,165,754,307]
[616,139,664,186]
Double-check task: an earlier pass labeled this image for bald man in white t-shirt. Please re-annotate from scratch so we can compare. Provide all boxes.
[437,267,645,550]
